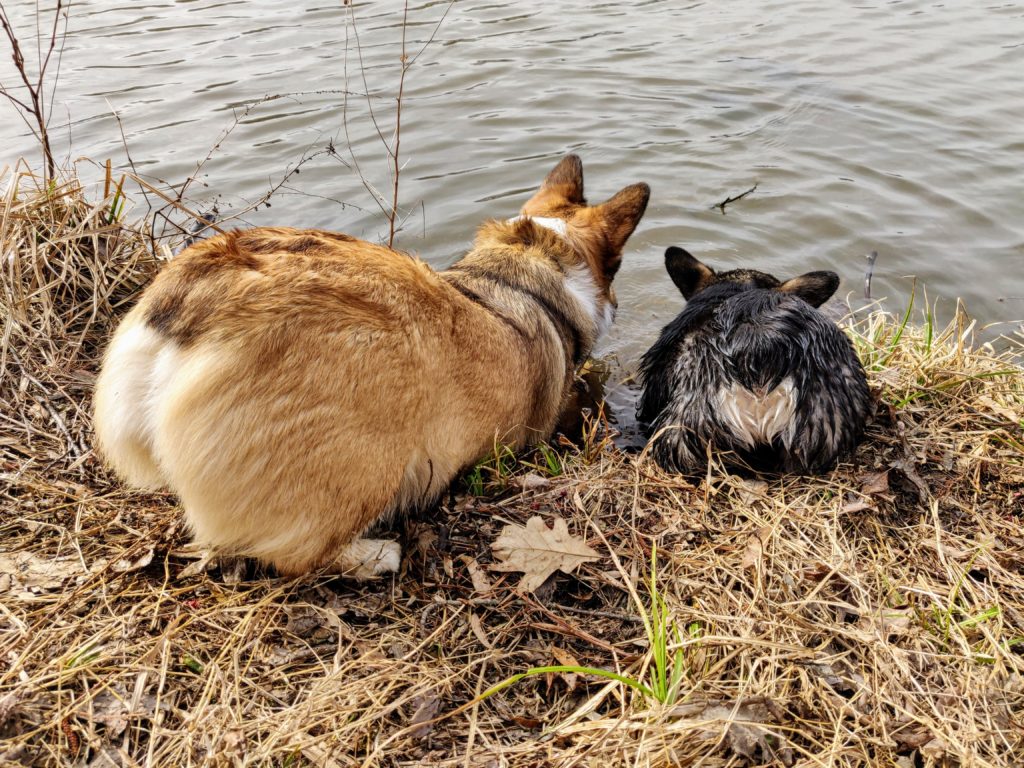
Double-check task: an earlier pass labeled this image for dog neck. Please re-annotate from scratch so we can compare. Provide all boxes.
[505,215,613,343]
[506,215,568,239]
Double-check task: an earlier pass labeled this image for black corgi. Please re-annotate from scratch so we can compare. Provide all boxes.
[637,246,871,474]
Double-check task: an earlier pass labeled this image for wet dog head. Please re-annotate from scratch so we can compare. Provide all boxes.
[663,246,839,308]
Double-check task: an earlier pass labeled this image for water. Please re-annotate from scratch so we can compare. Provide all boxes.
[3,0,1023,399]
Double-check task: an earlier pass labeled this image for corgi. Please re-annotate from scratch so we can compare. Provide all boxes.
[93,155,649,577]
[637,246,870,475]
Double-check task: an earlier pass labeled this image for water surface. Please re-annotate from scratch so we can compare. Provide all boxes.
[3,0,1022,387]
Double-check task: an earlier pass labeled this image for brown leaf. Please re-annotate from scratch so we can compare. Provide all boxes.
[920,735,952,759]
[891,723,934,750]
[734,478,768,506]
[740,526,772,571]
[490,516,599,592]
[550,646,581,692]
[857,608,914,639]
[175,545,214,579]
[0,551,84,598]
[511,715,543,729]
[407,694,440,740]
[800,562,832,582]
[890,458,930,502]
[469,613,492,649]
[88,689,130,737]
[840,499,874,514]
[110,546,155,574]
[668,697,791,764]
[859,469,890,496]
[513,472,552,491]
[459,555,492,595]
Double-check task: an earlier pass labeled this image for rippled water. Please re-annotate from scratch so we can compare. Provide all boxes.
[3,1,1023,373]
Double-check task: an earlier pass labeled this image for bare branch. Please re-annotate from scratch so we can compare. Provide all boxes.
[387,0,409,248]
[0,0,65,179]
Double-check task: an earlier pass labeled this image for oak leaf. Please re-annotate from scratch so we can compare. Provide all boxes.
[490,516,599,592]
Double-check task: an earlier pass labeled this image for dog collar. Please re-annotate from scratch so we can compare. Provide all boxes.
[506,215,568,239]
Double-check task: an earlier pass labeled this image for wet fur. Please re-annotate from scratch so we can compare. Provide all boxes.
[93,156,648,576]
[638,248,871,474]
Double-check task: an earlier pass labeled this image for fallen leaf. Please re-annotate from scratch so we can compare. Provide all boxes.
[407,694,440,740]
[0,691,22,723]
[857,608,914,639]
[490,516,599,592]
[511,715,543,729]
[668,697,791,764]
[469,613,492,649]
[88,689,130,737]
[459,555,492,595]
[110,546,155,574]
[920,735,951,759]
[890,723,934,750]
[82,685,171,740]
[740,526,772,571]
[0,551,84,597]
[217,728,245,760]
[890,458,930,502]
[800,562,832,581]
[734,478,768,507]
[175,545,214,579]
[550,647,581,692]
[859,470,890,496]
[840,499,874,514]
[513,472,552,491]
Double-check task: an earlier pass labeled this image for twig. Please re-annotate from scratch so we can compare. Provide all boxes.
[0,0,68,180]
[388,0,410,249]
[341,3,392,221]
[864,250,878,300]
[711,182,758,214]
[342,1,453,244]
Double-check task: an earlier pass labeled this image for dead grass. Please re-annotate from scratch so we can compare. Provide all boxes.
[1,169,1023,768]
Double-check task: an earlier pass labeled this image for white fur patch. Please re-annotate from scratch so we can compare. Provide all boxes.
[508,215,613,341]
[716,377,798,449]
[565,262,614,340]
[506,215,568,238]
[334,539,401,580]
[93,320,180,489]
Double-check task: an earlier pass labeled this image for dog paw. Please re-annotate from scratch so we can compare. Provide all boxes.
[336,538,401,580]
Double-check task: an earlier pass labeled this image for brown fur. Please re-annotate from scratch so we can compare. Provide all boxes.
[93,156,648,576]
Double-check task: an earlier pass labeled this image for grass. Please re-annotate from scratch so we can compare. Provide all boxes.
[1,168,1023,767]
[480,544,688,711]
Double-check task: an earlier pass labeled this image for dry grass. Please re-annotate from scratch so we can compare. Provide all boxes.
[1,169,1023,768]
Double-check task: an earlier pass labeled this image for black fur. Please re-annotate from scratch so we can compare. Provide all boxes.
[638,248,871,475]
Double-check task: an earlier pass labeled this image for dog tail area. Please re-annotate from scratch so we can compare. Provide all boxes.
[715,377,798,451]
[93,316,174,490]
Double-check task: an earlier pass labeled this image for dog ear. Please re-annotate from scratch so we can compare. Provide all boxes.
[665,246,715,299]
[541,154,586,204]
[779,271,840,307]
[595,182,650,262]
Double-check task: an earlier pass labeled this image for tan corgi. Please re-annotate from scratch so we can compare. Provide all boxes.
[93,155,649,578]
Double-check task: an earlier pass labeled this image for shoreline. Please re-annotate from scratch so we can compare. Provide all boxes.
[2,167,1023,767]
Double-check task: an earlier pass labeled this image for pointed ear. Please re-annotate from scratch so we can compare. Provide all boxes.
[541,154,585,203]
[595,182,650,256]
[779,270,840,307]
[665,246,715,299]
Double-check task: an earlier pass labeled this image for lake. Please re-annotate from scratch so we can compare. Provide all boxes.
[3,0,1022,429]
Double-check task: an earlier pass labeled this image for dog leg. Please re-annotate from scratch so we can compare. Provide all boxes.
[334,538,401,580]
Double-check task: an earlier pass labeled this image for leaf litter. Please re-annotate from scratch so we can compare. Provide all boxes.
[1,168,1023,767]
